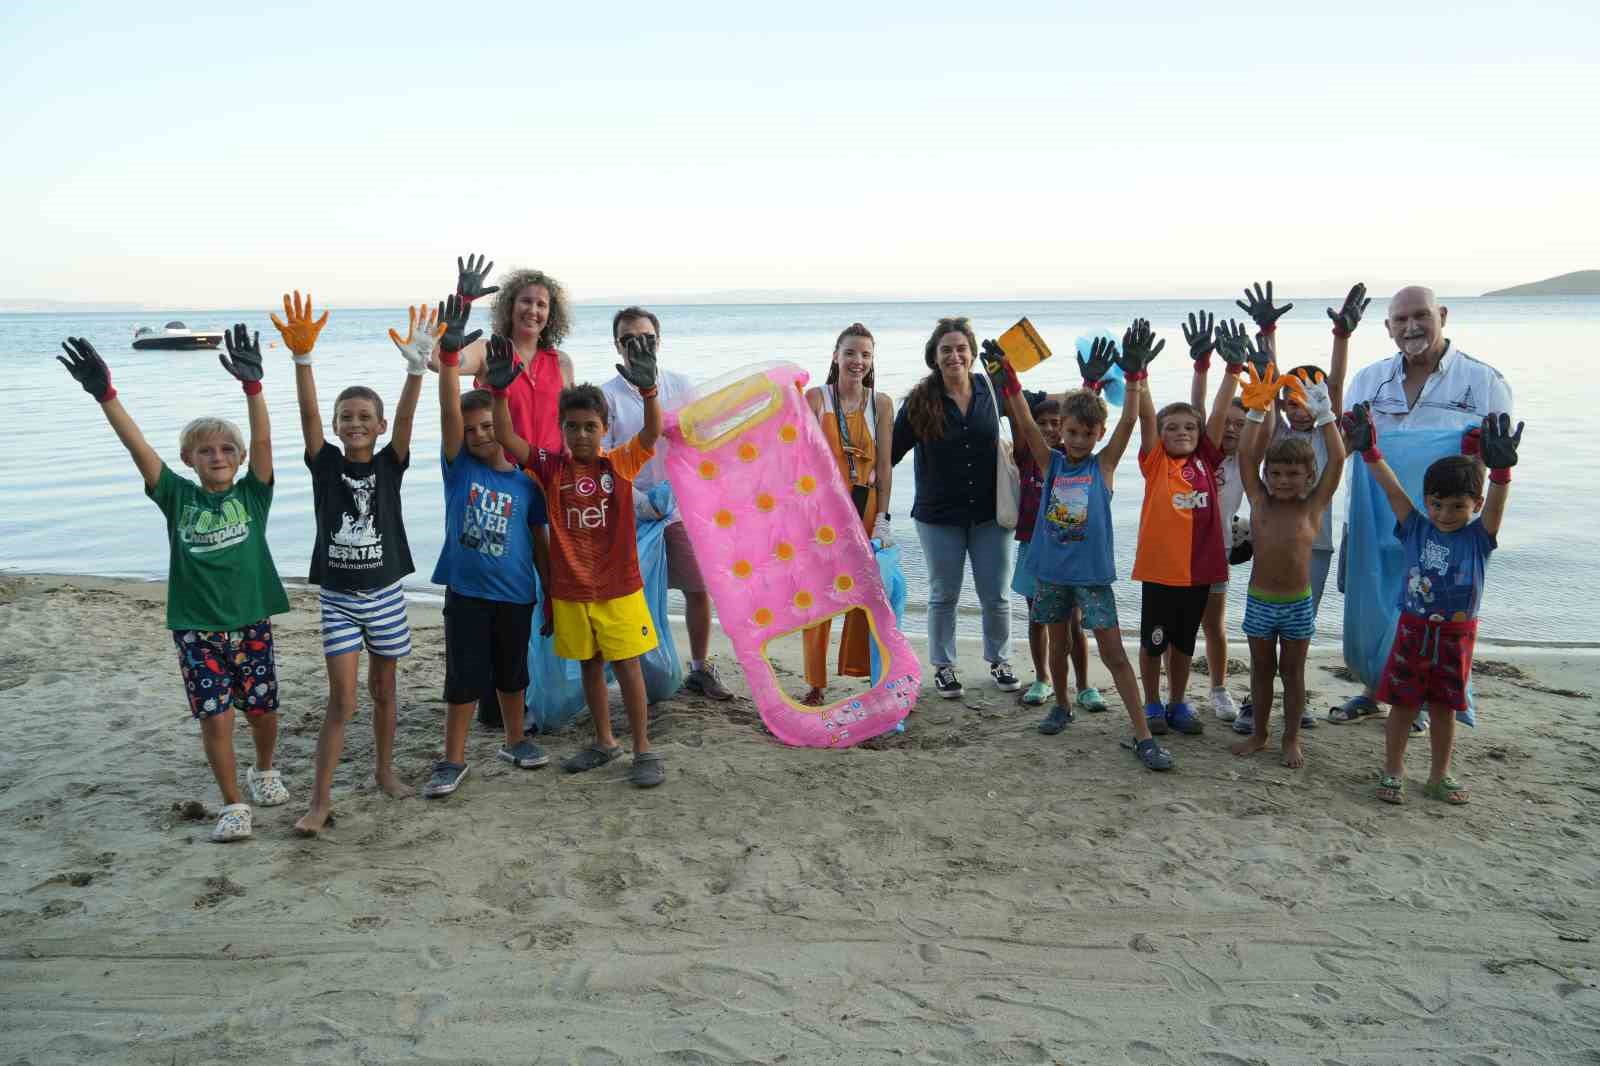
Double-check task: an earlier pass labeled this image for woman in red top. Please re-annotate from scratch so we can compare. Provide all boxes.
[440,255,574,455]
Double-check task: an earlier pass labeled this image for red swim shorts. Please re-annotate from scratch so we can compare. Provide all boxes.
[1375,612,1478,714]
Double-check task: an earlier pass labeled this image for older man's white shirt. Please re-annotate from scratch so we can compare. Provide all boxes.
[1345,342,1513,431]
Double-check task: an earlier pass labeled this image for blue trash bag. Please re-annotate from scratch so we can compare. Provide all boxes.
[525,482,684,733]
[1342,428,1476,726]
[867,539,908,685]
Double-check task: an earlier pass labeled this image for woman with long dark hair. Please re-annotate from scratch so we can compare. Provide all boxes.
[890,317,1017,699]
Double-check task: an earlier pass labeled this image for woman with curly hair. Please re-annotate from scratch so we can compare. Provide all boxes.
[890,317,1017,700]
[444,256,574,455]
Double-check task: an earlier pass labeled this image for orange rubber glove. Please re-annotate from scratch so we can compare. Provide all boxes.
[270,290,330,364]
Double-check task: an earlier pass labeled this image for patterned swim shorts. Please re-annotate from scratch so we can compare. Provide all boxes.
[173,620,278,720]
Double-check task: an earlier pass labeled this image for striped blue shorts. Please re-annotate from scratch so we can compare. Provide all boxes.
[319,581,412,659]
[1242,587,1315,641]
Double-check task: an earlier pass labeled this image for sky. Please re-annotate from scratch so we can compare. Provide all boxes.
[3,0,1598,306]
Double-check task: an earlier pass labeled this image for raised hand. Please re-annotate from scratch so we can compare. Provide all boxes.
[56,336,116,403]
[1480,412,1524,474]
[1117,318,1163,380]
[1182,310,1216,367]
[617,332,659,392]
[457,253,499,302]
[219,323,264,394]
[1327,282,1370,337]
[482,335,521,392]
[1214,318,1258,372]
[269,290,329,363]
[1287,365,1333,426]
[1077,336,1117,387]
[389,303,444,375]
[1235,280,1293,334]
[437,293,481,364]
[1342,402,1380,459]
[1240,361,1307,418]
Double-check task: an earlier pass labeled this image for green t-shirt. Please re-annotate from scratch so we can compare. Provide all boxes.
[147,464,291,631]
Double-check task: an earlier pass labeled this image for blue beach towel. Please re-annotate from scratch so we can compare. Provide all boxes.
[526,483,685,733]
[1342,428,1476,726]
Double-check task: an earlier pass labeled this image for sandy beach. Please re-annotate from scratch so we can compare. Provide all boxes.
[1,573,1597,1065]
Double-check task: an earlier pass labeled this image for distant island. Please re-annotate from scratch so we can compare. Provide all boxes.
[1482,270,1600,297]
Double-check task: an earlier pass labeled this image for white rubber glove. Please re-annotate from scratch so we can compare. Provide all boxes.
[1298,378,1334,427]
[389,304,442,377]
[634,493,664,522]
[874,515,895,548]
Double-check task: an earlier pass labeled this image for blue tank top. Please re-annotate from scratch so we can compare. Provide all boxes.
[1027,452,1115,586]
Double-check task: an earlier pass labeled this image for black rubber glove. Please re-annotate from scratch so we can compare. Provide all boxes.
[1182,310,1216,367]
[1327,282,1370,337]
[439,293,482,356]
[457,253,499,302]
[57,337,115,403]
[219,323,264,393]
[1236,280,1292,333]
[1077,336,1117,386]
[483,335,521,391]
[1480,412,1524,471]
[1117,318,1163,380]
[617,333,659,391]
[1342,402,1379,459]
[1214,319,1253,371]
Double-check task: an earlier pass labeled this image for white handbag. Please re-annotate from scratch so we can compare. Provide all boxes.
[984,369,1021,529]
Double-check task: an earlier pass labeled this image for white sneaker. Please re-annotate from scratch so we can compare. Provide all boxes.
[211,803,253,843]
[247,767,289,806]
[1211,688,1239,722]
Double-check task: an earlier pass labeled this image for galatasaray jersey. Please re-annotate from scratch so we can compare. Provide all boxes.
[1133,435,1228,587]
[524,438,653,603]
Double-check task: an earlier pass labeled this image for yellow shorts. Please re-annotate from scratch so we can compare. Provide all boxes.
[551,589,658,663]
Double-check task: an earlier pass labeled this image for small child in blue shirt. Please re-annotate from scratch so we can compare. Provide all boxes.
[421,297,551,799]
[1346,403,1522,807]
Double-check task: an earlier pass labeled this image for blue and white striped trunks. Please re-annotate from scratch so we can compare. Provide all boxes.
[319,581,412,659]
[1241,586,1316,641]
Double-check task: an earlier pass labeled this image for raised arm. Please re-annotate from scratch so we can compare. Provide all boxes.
[486,336,532,466]
[983,341,1045,470]
[1325,282,1369,416]
[1182,311,1215,417]
[1344,402,1412,524]
[430,296,477,461]
[218,324,271,484]
[1237,410,1270,509]
[1478,412,1522,537]
[1308,417,1346,512]
[616,333,662,450]
[1098,373,1142,481]
[1116,319,1162,456]
[58,338,162,489]
[271,290,329,457]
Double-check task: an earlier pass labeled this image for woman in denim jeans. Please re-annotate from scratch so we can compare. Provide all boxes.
[891,317,1017,699]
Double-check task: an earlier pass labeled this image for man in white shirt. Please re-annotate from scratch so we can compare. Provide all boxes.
[601,307,733,701]
[1329,285,1513,724]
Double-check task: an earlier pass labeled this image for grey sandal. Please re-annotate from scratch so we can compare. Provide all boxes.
[561,745,624,774]
[629,751,665,788]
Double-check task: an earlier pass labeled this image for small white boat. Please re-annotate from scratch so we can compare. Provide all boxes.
[132,321,224,350]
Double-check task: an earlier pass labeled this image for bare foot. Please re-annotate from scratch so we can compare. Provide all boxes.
[1281,737,1305,769]
[293,806,336,836]
[1230,735,1270,757]
[374,772,414,799]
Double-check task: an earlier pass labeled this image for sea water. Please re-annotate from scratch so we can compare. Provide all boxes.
[2,296,1596,646]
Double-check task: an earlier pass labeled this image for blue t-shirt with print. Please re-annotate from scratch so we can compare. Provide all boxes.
[1394,510,1495,622]
[431,448,547,604]
[1027,452,1116,587]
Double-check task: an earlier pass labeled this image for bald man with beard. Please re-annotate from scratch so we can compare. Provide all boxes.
[1328,285,1513,726]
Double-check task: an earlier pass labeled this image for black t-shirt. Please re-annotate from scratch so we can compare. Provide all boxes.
[306,441,414,591]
